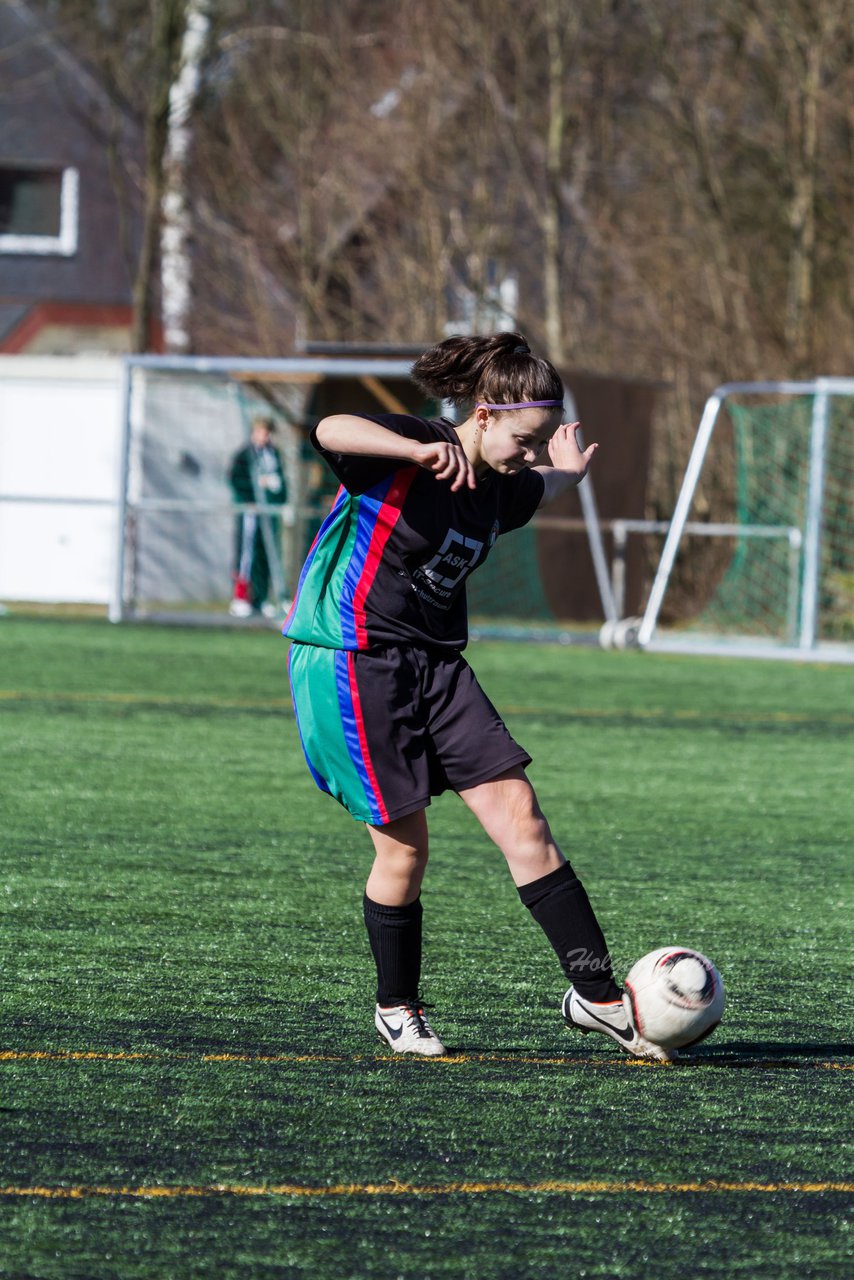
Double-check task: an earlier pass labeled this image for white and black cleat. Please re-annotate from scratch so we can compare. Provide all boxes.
[375,1000,447,1057]
[563,987,676,1063]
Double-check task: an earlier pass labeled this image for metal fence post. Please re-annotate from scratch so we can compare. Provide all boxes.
[611,520,627,620]
[108,360,134,623]
[799,385,830,649]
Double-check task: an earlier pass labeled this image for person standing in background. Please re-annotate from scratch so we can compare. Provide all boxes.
[228,416,288,618]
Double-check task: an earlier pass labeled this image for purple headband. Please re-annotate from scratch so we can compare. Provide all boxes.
[477,399,564,411]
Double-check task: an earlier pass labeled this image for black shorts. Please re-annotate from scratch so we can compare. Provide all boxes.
[288,643,531,825]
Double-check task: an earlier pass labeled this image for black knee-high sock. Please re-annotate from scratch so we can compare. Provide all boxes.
[518,863,621,1002]
[363,894,422,1006]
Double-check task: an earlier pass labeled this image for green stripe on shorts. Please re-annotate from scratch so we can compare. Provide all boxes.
[288,643,376,822]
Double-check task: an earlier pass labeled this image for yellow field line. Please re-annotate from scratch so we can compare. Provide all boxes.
[0,688,293,712]
[0,1179,851,1199]
[1,687,852,726]
[0,1049,850,1070]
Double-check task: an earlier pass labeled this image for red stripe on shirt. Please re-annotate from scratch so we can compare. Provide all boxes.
[352,469,419,649]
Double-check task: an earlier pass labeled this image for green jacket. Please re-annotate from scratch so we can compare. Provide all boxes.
[228,443,287,506]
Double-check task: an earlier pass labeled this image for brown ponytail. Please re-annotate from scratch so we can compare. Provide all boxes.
[412,332,563,408]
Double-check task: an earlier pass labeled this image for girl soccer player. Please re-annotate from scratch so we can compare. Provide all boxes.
[283,333,672,1061]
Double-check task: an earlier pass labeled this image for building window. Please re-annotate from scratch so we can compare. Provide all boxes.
[0,166,79,255]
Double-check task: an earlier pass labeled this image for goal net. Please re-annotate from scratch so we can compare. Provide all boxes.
[112,357,614,633]
[637,380,854,658]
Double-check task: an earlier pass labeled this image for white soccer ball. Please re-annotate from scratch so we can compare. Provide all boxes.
[624,947,725,1049]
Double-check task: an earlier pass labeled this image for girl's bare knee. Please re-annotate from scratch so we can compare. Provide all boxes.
[459,775,563,884]
[366,811,430,905]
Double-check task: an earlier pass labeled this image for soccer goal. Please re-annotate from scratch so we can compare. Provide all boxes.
[633,379,854,661]
[110,355,617,632]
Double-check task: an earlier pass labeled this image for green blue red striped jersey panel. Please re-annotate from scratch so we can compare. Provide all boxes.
[282,468,418,651]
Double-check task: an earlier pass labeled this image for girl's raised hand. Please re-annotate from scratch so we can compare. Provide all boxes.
[547,422,598,482]
[412,441,477,491]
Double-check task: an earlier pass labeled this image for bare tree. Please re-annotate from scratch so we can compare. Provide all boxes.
[39,0,854,392]
[161,0,210,353]
[37,0,201,352]
[743,0,853,366]
[131,0,187,352]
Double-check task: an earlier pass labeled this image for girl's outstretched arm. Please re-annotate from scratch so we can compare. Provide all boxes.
[315,415,476,491]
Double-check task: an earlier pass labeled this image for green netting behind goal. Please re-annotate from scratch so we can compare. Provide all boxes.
[467,526,556,626]
[822,397,854,639]
[695,395,854,642]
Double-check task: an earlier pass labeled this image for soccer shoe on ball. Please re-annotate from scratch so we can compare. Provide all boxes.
[623,947,725,1049]
[562,987,676,1062]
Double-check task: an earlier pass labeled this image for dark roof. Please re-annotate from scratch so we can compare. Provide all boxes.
[0,1,142,316]
[1,1,124,121]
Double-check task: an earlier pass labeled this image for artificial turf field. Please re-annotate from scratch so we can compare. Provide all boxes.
[0,615,852,1279]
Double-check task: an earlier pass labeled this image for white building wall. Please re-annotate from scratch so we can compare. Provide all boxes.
[0,356,123,603]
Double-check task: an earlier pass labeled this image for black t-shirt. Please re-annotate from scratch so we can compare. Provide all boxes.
[282,413,544,651]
